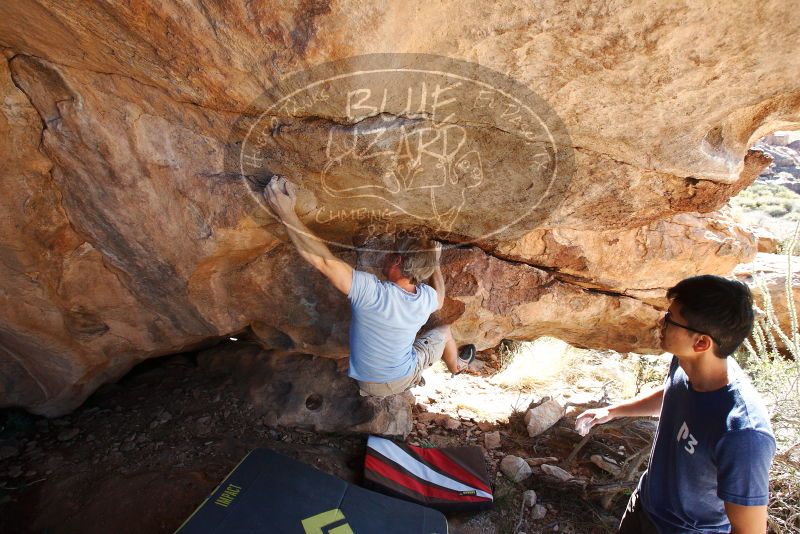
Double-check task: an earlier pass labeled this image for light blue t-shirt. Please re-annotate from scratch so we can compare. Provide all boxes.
[640,356,776,533]
[347,270,439,383]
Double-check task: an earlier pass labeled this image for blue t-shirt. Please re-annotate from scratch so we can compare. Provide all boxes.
[640,356,776,533]
[347,270,439,383]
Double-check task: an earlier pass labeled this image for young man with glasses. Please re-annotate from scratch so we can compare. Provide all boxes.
[576,275,775,533]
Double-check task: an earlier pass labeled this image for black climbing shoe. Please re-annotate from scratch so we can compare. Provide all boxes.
[458,344,476,365]
[453,344,476,376]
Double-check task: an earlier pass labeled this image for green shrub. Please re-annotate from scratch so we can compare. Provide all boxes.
[731,183,800,221]
[766,206,789,217]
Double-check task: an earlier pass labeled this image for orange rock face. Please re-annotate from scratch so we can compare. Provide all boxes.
[0,2,796,414]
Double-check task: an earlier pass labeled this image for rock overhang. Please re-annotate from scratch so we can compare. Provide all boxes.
[0,1,797,414]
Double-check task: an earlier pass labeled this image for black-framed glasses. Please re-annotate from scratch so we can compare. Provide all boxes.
[663,312,719,345]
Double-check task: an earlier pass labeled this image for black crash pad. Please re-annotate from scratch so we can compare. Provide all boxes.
[175,448,448,534]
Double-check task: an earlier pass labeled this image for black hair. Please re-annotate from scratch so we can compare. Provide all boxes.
[666,275,754,358]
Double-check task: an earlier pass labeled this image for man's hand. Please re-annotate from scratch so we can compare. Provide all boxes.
[263,175,297,221]
[574,386,665,436]
[433,241,442,266]
[575,407,614,436]
[261,174,353,296]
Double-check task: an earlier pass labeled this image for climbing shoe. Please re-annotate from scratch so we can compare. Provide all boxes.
[453,344,476,375]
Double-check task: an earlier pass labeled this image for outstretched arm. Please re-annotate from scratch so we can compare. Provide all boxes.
[263,176,353,295]
[427,242,445,310]
[575,386,665,435]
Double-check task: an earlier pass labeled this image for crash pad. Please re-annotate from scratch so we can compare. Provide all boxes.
[175,447,448,534]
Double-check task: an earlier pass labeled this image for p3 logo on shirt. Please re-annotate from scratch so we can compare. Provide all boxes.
[677,421,698,455]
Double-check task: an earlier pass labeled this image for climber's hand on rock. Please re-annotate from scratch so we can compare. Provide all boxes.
[574,407,613,436]
[432,241,442,266]
[264,175,297,220]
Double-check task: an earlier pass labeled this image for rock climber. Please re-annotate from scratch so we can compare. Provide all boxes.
[263,175,475,397]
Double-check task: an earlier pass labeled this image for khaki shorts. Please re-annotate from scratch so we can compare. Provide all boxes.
[358,326,448,397]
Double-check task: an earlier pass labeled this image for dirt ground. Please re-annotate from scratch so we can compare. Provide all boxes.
[0,338,667,534]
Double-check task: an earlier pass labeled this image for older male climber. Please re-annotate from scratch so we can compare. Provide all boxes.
[263,175,475,397]
[576,275,775,534]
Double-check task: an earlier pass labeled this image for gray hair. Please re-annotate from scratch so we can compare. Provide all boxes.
[395,235,438,284]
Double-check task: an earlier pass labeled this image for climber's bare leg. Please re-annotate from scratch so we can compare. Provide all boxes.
[439,326,460,374]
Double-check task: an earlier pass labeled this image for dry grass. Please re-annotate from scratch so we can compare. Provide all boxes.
[741,222,800,533]
[768,451,800,533]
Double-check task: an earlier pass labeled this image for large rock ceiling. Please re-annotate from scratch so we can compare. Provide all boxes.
[0,1,798,414]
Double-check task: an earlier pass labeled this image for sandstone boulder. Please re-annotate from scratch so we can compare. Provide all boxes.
[0,1,796,414]
[197,341,414,437]
[492,210,758,303]
[438,248,663,353]
[754,228,781,254]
